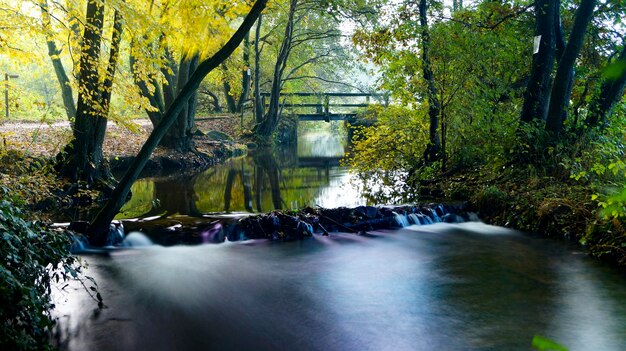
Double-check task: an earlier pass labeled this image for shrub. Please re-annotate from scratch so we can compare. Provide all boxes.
[0,197,91,350]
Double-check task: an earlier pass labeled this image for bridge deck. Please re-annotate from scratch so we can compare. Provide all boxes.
[259,91,387,122]
[298,113,357,121]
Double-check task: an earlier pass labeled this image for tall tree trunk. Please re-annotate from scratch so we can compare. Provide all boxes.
[90,9,123,181]
[586,46,626,128]
[452,0,462,13]
[57,0,108,183]
[545,0,596,135]
[237,32,252,112]
[161,47,177,110]
[419,0,442,163]
[40,0,76,122]
[161,54,199,151]
[130,40,164,125]
[90,0,269,239]
[254,0,297,140]
[551,0,574,130]
[254,15,264,124]
[520,0,556,123]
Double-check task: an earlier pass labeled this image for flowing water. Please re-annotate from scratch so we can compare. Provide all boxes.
[54,223,626,351]
[53,132,626,350]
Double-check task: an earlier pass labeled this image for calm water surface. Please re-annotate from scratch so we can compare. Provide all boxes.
[117,132,366,218]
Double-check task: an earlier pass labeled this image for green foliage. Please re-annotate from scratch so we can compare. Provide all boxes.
[602,59,626,80]
[473,185,509,218]
[595,187,626,219]
[348,105,427,203]
[0,197,87,350]
[532,335,569,351]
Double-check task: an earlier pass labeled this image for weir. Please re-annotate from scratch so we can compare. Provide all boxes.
[68,203,470,249]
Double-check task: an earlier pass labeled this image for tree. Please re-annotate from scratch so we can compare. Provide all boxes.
[254,15,265,123]
[132,49,200,151]
[352,0,532,173]
[253,0,299,140]
[545,0,597,135]
[90,0,269,240]
[252,0,351,142]
[39,0,76,122]
[586,45,626,128]
[219,32,252,113]
[129,0,254,151]
[418,0,442,164]
[520,0,557,123]
[56,0,123,185]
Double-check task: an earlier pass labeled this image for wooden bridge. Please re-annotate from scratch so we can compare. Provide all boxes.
[260,92,388,122]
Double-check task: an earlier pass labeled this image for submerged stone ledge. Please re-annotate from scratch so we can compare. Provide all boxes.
[74,204,471,248]
[66,204,477,250]
[237,204,472,241]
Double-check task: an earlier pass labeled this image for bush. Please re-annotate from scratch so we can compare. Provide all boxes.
[473,185,509,218]
[0,197,89,350]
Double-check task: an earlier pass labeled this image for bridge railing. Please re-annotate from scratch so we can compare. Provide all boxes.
[259,92,389,122]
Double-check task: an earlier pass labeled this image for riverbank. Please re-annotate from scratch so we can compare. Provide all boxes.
[430,165,626,271]
[0,116,246,219]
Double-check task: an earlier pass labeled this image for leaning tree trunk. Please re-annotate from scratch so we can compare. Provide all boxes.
[586,46,626,128]
[419,0,442,163]
[253,0,297,140]
[205,89,223,112]
[90,0,269,240]
[520,0,556,123]
[545,0,596,135]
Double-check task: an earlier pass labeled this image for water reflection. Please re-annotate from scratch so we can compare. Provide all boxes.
[118,133,367,219]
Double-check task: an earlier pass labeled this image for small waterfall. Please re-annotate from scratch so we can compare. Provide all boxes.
[436,204,446,217]
[417,213,433,225]
[407,214,421,225]
[392,211,410,227]
[429,208,441,223]
[69,233,89,252]
[442,213,462,223]
[106,222,125,246]
[200,222,224,243]
[123,232,154,247]
[467,212,481,222]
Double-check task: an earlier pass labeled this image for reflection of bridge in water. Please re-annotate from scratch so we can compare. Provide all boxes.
[261,92,388,122]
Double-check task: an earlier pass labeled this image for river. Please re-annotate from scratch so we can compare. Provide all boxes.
[52,131,626,350]
[54,223,626,351]
[116,132,366,219]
